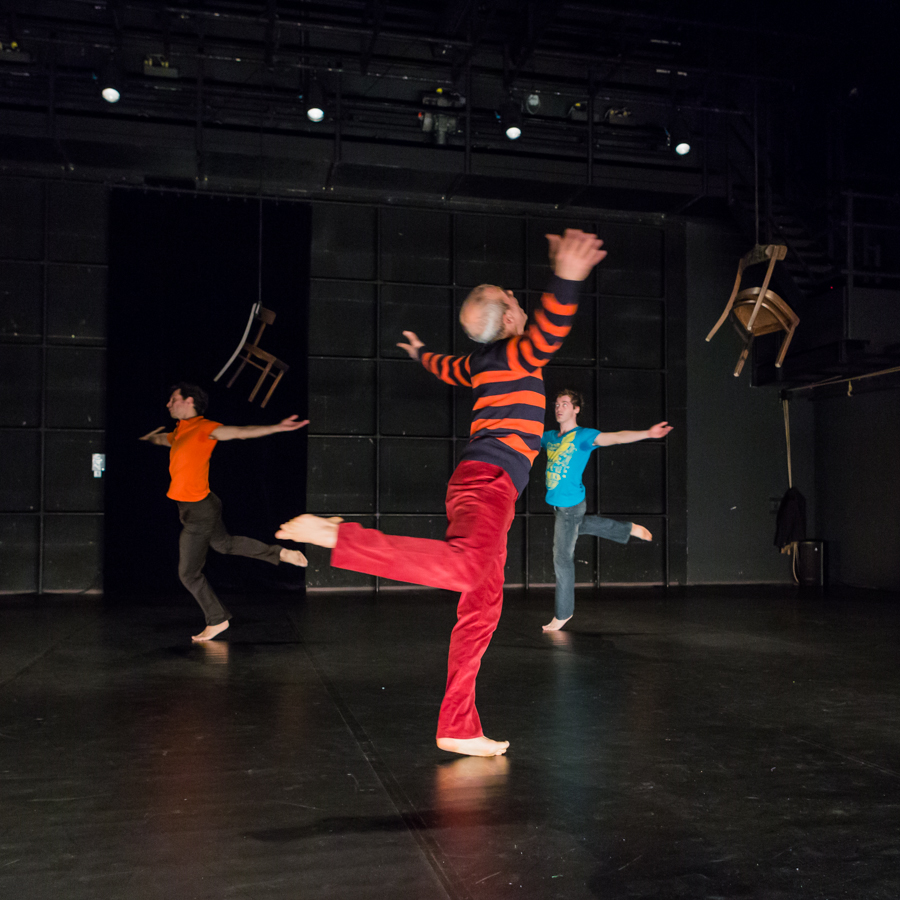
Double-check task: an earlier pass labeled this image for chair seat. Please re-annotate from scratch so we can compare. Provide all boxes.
[705,247,799,377]
[733,288,796,336]
[240,346,289,371]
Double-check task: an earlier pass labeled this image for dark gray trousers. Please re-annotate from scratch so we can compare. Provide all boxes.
[175,492,282,625]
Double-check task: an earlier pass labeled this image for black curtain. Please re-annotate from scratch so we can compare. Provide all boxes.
[105,190,310,596]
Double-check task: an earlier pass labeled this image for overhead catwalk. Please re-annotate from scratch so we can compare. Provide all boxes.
[1,586,899,900]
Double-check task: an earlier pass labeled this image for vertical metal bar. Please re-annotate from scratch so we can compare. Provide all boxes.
[594,215,601,589]
[374,204,381,593]
[522,212,530,592]
[195,42,205,183]
[450,210,458,455]
[764,100,773,244]
[662,227,669,588]
[47,48,55,138]
[846,192,853,339]
[701,109,708,197]
[38,181,48,595]
[753,86,759,246]
[334,73,342,163]
[586,71,594,187]
[464,67,472,176]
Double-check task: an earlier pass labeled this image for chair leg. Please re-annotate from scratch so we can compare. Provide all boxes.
[248,361,274,403]
[260,368,285,408]
[734,336,753,377]
[775,326,797,368]
[226,355,249,389]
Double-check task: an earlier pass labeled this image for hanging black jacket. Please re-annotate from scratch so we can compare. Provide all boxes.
[775,487,806,550]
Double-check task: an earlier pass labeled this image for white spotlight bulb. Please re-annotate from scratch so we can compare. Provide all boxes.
[102,86,121,104]
[307,106,324,123]
[675,140,691,156]
[505,124,522,140]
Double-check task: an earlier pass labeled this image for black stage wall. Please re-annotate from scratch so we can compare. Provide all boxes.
[6,175,897,594]
[303,204,684,589]
[104,191,310,596]
[815,389,900,591]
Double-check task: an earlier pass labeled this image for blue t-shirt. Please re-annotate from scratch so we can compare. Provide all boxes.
[541,426,601,507]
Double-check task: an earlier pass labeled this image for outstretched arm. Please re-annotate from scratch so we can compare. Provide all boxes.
[211,415,309,441]
[398,330,472,387]
[595,421,673,447]
[139,426,171,447]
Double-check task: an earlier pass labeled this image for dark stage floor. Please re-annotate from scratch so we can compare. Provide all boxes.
[2,586,899,900]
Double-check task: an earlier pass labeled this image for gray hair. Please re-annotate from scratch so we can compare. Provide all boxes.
[461,285,507,344]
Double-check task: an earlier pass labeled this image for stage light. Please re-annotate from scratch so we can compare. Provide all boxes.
[501,97,522,140]
[668,116,691,156]
[100,57,123,103]
[305,79,325,123]
[419,88,464,144]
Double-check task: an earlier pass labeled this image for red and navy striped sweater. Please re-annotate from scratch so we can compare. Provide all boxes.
[419,274,580,493]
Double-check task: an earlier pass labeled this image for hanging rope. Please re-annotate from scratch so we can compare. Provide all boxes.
[782,396,792,489]
[753,84,760,247]
[213,195,263,382]
[782,396,801,582]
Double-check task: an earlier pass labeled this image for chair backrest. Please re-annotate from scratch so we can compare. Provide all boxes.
[247,307,276,348]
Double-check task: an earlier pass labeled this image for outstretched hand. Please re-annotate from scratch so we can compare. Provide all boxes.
[139,426,165,441]
[545,229,607,281]
[647,421,673,439]
[397,330,424,360]
[277,415,310,432]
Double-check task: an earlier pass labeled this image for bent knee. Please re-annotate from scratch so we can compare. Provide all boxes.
[178,568,204,588]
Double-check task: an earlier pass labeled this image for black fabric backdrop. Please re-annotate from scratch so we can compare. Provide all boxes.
[105,190,310,596]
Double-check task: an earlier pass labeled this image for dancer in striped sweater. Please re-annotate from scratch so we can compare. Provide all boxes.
[277,229,606,756]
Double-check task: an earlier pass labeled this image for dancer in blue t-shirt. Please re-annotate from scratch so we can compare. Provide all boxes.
[540,390,673,632]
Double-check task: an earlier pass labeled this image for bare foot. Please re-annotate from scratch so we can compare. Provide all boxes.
[436,736,509,757]
[192,620,229,642]
[275,514,340,548]
[542,616,572,632]
[279,547,308,567]
[631,524,652,541]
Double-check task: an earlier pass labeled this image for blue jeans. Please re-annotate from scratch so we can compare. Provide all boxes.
[552,501,632,620]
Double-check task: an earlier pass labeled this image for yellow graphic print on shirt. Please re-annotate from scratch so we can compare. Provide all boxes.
[545,431,577,491]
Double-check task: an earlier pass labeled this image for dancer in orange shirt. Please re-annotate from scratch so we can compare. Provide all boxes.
[140,383,308,641]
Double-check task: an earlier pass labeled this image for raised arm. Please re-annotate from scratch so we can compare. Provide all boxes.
[515,230,608,369]
[546,228,607,281]
[595,421,673,447]
[139,426,171,447]
[211,415,309,442]
[398,330,472,387]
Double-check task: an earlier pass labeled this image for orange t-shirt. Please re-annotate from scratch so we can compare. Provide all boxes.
[166,416,222,502]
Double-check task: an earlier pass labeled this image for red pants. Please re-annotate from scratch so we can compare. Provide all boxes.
[331,460,518,739]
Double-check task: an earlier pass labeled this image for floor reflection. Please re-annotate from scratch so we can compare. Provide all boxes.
[194,639,230,665]
[433,755,510,824]
[543,630,573,647]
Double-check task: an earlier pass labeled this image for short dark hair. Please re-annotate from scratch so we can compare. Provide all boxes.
[172,382,209,415]
[555,389,583,410]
